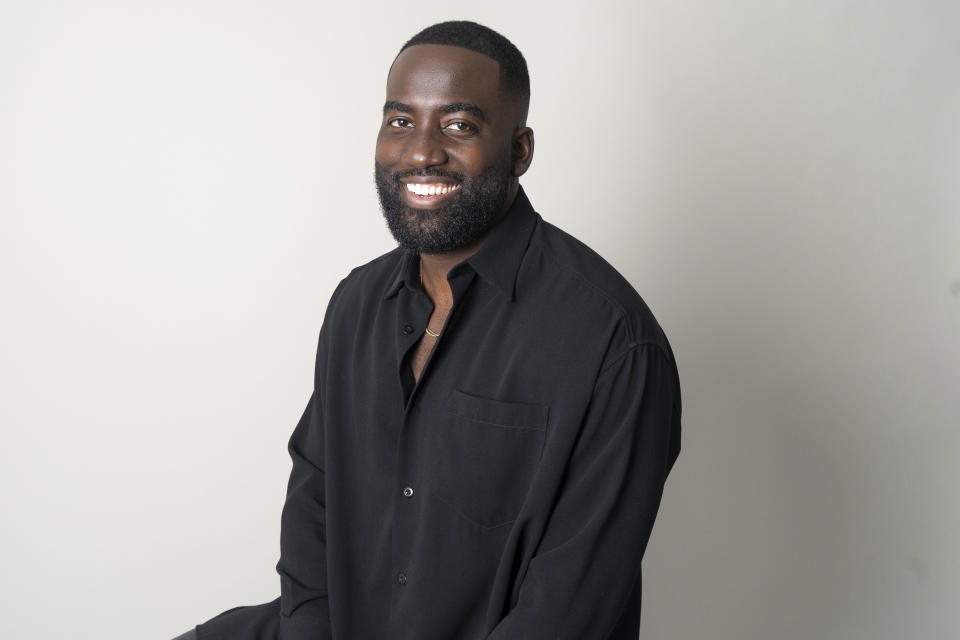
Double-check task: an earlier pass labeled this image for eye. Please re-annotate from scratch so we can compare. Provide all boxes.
[444,121,477,134]
[388,117,413,128]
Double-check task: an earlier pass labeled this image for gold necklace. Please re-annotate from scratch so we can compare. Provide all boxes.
[419,259,442,338]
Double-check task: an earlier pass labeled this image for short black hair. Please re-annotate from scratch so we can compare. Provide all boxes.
[398,21,530,119]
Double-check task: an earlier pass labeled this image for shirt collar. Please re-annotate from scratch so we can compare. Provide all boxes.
[382,186,537,302]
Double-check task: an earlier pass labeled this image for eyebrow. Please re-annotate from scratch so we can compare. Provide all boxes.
[439,102,488,121]
[383,101,412,114]
[382,100,488,122]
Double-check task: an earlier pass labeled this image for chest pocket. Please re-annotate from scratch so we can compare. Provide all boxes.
[431,389,548,530]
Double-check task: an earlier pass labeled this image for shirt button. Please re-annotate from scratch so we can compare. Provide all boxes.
[402,487,414,498]
[397,572,407,585]
[402,324,414,335]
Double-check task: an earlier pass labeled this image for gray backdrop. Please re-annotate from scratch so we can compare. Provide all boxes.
[2,1,957,638]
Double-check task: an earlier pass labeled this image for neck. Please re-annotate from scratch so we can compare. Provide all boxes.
[419,247,470,306]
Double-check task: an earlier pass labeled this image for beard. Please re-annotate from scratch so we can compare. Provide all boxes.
[374,159,512,254]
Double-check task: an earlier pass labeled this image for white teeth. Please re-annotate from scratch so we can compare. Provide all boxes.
[405,183,460,196]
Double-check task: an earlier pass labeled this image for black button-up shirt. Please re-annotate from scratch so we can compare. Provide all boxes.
[276,188,681,640]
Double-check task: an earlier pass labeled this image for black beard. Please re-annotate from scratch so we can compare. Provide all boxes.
[374,160,512,254]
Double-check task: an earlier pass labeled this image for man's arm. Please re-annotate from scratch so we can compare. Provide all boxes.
[276,391,332,639]
[486,342,681,639]
[276,281,346,640]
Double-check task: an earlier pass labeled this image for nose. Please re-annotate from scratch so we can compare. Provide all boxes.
[405,125,448,169]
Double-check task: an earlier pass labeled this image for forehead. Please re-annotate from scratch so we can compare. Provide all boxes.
[386,44,503,108]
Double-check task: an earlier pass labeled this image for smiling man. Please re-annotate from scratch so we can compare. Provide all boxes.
[177,20,680,640]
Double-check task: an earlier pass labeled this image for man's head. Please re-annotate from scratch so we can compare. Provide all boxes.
[375,21,534,255]
[397,21,531,126]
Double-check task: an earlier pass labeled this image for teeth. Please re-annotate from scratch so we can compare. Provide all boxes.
[405,183,460,196]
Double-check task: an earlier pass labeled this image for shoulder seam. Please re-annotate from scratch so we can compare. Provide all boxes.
[535,246,637,343]
[344,248,401,279]
[598,340,671,378]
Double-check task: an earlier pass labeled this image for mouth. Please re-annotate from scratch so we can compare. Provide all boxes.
[401,181,461,208]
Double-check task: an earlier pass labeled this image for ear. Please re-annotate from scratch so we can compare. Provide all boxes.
[511,127,534,177]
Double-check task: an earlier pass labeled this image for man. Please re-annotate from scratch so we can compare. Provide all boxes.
[178,20,680,640]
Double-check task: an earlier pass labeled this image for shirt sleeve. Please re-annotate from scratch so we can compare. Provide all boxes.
[485,341,681,639]
[275,392,333,640]
[275,280,347,640]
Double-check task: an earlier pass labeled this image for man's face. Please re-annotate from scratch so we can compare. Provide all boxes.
[375,44,523,254]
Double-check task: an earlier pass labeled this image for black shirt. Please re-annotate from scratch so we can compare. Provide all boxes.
[276,188,681,640]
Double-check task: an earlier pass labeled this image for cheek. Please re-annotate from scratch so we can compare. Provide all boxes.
[451,147,495,175]
[462,149,511,177]
[468,133,514,170]
[375,135,400,165]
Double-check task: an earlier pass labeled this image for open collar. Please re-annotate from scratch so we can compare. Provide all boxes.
[382,186,538,302]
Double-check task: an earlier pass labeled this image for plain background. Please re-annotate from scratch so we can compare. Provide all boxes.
[2,1,958,638]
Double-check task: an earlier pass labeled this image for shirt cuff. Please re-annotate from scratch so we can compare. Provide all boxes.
[279,613,331,640]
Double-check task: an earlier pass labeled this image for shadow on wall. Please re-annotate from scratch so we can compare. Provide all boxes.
[638,20,960,633]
